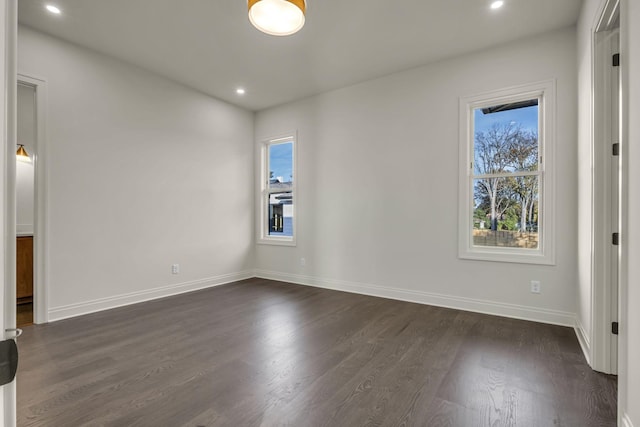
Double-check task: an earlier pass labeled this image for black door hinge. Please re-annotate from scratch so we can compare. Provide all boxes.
[612,322,619,335]
[612,233,619,245]
[613,53,620,67]
[613,143,620,156]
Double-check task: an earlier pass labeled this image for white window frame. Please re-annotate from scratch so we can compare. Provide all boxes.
[458,80,556,265]
[258,133,297,246]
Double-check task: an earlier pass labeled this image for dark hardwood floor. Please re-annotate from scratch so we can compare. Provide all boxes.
[17,302,33,327]
[16,278,617,426]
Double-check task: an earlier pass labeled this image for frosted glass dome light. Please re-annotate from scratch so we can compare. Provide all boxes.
[248,0,306,36]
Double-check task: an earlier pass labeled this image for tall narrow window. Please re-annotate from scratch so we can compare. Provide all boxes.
[259,135,296,245]
[459,81,555,264]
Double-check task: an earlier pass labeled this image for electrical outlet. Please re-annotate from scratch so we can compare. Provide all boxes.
[300,258,306,266]
[530,280,541,294]
[171,264,180,274]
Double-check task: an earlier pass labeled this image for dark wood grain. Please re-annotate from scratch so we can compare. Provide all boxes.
[16,278,617,426]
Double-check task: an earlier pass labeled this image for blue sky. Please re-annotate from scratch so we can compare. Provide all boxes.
[269,142,293,182]
[474,104,538,135]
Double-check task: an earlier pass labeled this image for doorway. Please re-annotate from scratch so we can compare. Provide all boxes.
[16,82,35,327]
[16,74,48,326]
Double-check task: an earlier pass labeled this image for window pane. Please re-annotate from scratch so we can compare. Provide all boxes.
[473,176,539,249]
[473,101,538,175]
[263,138,295,242]
[268,141,293,190]
[268,191,293,237]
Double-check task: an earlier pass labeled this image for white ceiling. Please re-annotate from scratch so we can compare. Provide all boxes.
[18,0,583,111]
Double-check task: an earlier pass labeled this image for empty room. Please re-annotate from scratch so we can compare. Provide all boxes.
[1,0,639,426]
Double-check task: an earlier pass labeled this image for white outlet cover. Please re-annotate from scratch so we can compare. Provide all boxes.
[530,280,541,293]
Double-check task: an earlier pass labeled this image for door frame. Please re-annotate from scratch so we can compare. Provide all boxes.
[591,0,621,375]
[18,74,49,325]
[1,0,18,426]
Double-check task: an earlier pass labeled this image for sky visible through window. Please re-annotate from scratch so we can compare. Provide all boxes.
[269,142,293,182]
[474,104,538,135]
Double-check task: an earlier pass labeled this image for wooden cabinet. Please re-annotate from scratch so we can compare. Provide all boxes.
[17,236,33,304]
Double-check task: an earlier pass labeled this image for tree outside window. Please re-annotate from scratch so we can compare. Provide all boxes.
[459,81,556,264]
[472,105,540,249]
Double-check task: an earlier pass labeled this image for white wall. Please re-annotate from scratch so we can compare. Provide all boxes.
[16,83,34,235]
[254,28,578,326]
[17,26,255,320]
[15,160,33,234]
[621,0,640,424]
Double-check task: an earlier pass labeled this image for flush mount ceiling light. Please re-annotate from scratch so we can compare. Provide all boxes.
[236,88,246,95]
[490,1,504,9]
[248,0,306,36]
[16,144,31,163]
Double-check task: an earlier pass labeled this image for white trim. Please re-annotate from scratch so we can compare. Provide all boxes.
[574,317,592,365]
[458,80,556,265]
[592,25,619,375]
[621,413,635,427]
[596,0,620,32]
[590,0,621,376]
[617,0,631,421]
[17,73,49,324]
[256,238,296,247]
[47,271,253,322]
[256,131,297,246]
[1,1,18,426]
[253,269,576,327]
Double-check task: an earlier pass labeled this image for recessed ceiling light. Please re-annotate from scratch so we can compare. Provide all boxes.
[490,1,504,9]
[236,88,246,95]
[45,4,61,14]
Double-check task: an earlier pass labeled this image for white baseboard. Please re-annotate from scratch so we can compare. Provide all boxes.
[574,318,591,365]
[48,269,578,330]
[253,269,576,327]
[48,270,254,322]
[622,414,635,427]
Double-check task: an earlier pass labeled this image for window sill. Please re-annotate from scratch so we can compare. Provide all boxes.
[257,237,297,247]
[459,247,555,265]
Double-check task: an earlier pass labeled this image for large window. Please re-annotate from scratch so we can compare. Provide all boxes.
[259,135,296,245]
[458,81,555,264]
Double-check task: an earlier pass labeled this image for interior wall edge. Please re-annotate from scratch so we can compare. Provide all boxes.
[47,270,254,322]
[574,318,592,365]
[253,269,577,328]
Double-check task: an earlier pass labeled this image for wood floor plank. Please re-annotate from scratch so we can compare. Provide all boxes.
[16,278,617,426]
